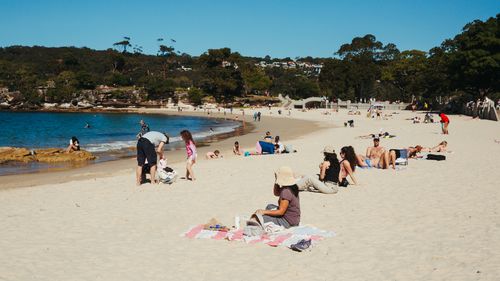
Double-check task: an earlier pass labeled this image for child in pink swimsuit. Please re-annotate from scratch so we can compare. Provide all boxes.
[181,130,197,180]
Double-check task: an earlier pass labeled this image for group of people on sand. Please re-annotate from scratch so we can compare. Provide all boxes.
[135,129,197,185]
[354,137,449,170]
[249,145,360,228]
[249,138,450,229]
[408,112,450,134]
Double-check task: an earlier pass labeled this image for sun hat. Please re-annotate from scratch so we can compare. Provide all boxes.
[275,166,296,187]
[322,145,335,154]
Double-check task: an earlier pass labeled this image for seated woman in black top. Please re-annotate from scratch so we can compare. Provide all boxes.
[295,145,339,194]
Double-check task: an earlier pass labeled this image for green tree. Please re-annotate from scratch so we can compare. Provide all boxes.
[198,48,244,103]
[113,37,132,53]
[241,67,271,94]
[187,88,204,106]
[444,14,500,97]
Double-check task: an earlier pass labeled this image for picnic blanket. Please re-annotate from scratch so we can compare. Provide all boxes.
[182,225,335,249]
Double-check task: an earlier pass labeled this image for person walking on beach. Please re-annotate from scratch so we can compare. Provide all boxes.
[136,131,169,185]
[439,112,449,134]
[257,111,261,121]
[181,130,197,181]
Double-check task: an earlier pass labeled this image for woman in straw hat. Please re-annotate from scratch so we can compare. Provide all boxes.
[254,166,301,228]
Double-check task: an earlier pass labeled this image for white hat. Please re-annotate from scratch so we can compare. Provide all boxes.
[322,145,335,154]
[275,166,296,187]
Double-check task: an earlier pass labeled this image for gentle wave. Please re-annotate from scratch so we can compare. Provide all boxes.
[84,123,240,152]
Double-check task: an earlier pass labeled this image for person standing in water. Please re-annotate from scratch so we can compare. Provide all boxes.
[138,119,150,137]
[181,130,197,181]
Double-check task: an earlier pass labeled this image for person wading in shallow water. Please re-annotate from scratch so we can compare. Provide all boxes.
[137,119,150,138]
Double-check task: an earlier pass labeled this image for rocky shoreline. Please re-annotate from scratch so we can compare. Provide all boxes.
[0,85,177,111]
[0,147,96,164]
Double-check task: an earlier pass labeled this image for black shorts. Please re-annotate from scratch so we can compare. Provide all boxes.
[137,138,157,166]
[390,149,401,159]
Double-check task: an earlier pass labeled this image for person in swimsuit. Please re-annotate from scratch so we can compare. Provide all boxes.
[180,130,197,181]
[66,136,80,153]
[233,141,242,155]
[428,141,448,152]
[359,138,388,169]
[138,119,150,137]
[387,145,423,169]
[206,150,222,159]
[339,146,359,186]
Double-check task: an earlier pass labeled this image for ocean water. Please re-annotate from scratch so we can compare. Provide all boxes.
[0,111,240,175]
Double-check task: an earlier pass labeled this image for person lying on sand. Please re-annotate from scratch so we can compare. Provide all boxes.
[387,145,424,169]
[295,146,340,194]
[426,141,449,152]
[358,138,389,169]
[206,150,222,159]
[357,132,395,139]
[252,166,300,228]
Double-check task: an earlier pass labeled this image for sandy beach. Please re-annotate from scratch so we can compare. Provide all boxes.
[1,108,499,280]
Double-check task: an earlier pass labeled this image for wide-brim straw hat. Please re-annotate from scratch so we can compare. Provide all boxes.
[275,166,296,187]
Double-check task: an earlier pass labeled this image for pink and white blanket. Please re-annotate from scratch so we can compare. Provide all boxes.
[182,225,335,249]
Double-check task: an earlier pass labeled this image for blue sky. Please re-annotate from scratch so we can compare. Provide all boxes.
[0,0,498,58]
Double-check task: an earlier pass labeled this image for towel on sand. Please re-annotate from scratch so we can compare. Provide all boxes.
[182,225,335,249]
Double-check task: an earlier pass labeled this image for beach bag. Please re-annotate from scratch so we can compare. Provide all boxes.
[339,178,349,187]
[243,213,265,236]
[427,154,446,161]
[157,168,178,184]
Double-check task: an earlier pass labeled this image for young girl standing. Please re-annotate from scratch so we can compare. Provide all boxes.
[180,130,196,180]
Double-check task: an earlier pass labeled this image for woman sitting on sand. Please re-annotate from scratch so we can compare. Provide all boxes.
[295,146,339,194]
[66,136,80,153]
[339,146,359,186]
[254,166,300,228]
